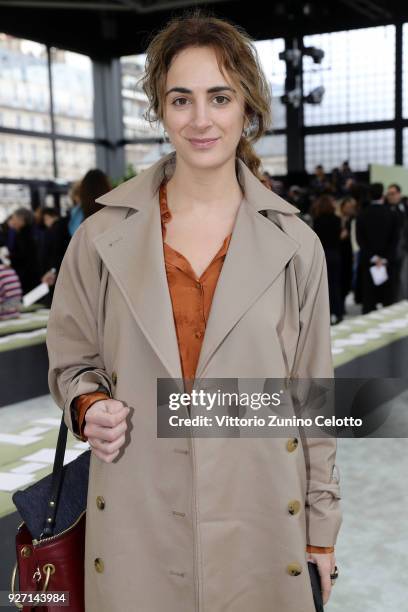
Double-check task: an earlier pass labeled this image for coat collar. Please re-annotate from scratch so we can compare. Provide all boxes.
[93,152,300,381]
[95,151,300,216]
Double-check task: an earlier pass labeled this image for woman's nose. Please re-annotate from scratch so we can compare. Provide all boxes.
[190,101,213,130]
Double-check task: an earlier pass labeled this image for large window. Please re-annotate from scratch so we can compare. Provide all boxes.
[0,34,51,132]
[56,141,96,181]
[303,26,395,126]
[50,48,94,138]
[254,134,287,175]
[403,23,408,119]
[255,38,286,131]
[305,129,395,173]
[121,53,160,141]
[0,184,30,222]
[0,133,53,179]
[0,33,97,206]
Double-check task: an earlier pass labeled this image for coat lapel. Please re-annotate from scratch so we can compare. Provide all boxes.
[194,171,301,378]
[92,152,300,382]
[93,154,183,380]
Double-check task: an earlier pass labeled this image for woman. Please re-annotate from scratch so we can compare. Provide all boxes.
[311,194,343,324]
[47,10,341,612]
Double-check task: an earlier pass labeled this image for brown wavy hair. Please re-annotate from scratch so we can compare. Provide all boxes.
[139,8,273,188]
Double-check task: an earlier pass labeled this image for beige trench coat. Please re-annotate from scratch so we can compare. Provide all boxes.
[46,151,342,612]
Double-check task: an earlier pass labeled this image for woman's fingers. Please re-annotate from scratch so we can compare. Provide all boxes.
[83,398,130,463]
[320,564,332,605]
[88,434,126,455]
[84,419,128,443]
[90,446,120,464]
[307,552,335,605]
[86,399,130,428]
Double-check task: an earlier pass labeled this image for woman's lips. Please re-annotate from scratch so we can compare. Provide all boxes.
[189,138,220,149]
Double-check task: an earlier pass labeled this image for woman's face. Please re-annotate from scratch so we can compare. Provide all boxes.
[162,45,247,169]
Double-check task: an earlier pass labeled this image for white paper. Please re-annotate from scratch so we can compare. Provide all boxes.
[19,426,54,437]
[21,448,84,465]
[0,433,42,446]
[22,282,49,307]
[33,418,61,427]
[370,264,388,286]
[11,462,49,474]
[333,338,366,347]
[0,472,35,491]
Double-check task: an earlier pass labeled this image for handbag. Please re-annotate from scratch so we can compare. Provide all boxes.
[11,415,89,611]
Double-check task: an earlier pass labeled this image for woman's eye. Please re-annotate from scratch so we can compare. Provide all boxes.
[214,95,230,104]
[172,98,189,106]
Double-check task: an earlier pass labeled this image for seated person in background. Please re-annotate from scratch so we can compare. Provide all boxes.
[0,246,23,320]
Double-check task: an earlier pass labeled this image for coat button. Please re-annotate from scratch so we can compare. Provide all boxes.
[286,438,298,452]
[21,545,31,558]
[94,558,104,573]
[287,562,302,576]
[111,371,117,386]
[287,500,301,515]
[96,496,105,510]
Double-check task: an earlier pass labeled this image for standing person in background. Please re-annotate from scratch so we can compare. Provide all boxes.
[67,180,84,237]
[339,197,357,317]
[385,183,408,301]
[311,194,343,324]
[310,164,330,196]
[79,169,111,219]
[7,208,40,294]
[32,206,47,274]
[338,161,355,195]
[40,207,71,305]
[41,207,70,279]
[356,183,399,314]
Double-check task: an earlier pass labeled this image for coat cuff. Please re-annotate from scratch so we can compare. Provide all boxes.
[74,391,111,442]
[306,545,335,554]
[64,369,112,439]
[305,480,342,547]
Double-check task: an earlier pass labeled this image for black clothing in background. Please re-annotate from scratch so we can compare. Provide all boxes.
[340,218,353,312]
[313,213,343,321]
[388,201,408,302]
[41,217,70,275]
[356,202,400,314]
[9,224,41,294]
[313,214,341,250]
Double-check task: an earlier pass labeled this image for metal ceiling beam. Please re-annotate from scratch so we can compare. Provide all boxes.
[338,0,392,21]
[0,1,131,8]
[356,0,393,19]
[0,0,230,13]
[113,0,138,7]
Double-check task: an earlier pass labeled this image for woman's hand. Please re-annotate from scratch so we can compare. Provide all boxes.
[306,551,337,605]
[83,399,130,463]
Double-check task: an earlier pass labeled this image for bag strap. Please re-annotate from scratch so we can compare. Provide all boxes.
[41,414,68,538]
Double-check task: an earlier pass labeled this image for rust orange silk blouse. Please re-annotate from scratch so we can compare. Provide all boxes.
[73,177,333,554]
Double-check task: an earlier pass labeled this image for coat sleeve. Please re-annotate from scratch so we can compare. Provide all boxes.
[291,234,342,548]
[46,221,112,440]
